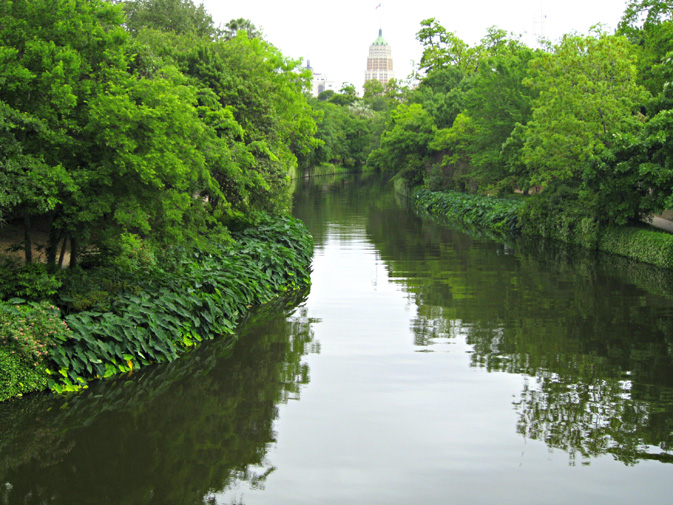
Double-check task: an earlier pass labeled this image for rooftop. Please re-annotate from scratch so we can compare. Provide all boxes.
[372,28,388,46]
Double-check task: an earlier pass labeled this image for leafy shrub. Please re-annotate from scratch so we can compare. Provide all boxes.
[0,301,70,401]
[599,225,673,270]
[414,187,523,237]
[0,260,63,301]
[45,215,314,393]
[516,186,602,249]
[0,344,51,402]
[422,185,673,269]
[110,232,157,272]
[0,301,68,366]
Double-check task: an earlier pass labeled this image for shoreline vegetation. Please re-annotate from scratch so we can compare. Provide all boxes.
[3,0,673,402]
[0,0,321,403]
[412,187,673,270]
[0,215,313,402]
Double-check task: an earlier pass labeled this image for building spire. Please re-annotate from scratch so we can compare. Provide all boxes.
[365,27,394,86]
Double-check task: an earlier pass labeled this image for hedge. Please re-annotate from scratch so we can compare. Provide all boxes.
[413,188,673,270]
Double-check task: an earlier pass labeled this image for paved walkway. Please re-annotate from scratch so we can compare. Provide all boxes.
[646,216,673,233]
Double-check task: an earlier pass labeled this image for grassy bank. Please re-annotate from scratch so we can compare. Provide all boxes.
[0,215,314,401]
[413,188,673,270]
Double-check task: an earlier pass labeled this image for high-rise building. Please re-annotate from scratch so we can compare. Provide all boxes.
[306,60,338,98]
[364,29,394,86]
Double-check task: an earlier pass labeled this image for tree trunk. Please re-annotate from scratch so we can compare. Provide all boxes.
[69,235,77,269]
[23,212,32,264]
[46,219,60,270]
[58,236,68,269]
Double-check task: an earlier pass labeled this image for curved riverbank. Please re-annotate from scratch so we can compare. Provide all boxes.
[0,215,314,402]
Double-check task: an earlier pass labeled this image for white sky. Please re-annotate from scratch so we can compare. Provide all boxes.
[201,0,629,92]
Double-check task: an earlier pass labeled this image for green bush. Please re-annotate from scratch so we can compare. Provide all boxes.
[599,225,673,270]
[0,301,69,401]
[0,260,63,301]
[413,187,673,270]
[516,187,601,249]
[0,301,68,365]
[413,188,523,237]
[45,214,314,393]
[0,343,51,402]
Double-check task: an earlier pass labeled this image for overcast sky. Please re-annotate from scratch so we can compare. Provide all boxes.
[200,0,629,91]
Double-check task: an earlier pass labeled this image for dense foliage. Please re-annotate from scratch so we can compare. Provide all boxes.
[0,0,319,400]
[369,0,673,237]
[0,0,318,268]
[298,80,403,174]
[417,185,673,269]
[48,215,312,392]
[414,188,522,237]
[0,214,312,397]
[0,302,68,401]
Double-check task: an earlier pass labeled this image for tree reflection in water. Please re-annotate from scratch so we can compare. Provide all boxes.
[359,177,673,466]
[294,173,673,466]
[0,290,317,504]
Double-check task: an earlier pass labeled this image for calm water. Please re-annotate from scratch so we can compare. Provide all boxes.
[1,173,673,504]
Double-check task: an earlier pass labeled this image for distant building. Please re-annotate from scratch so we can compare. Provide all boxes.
[306,60,338,98]
[364,29,394,86]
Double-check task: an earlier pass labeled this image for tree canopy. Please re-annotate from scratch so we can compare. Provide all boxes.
[0,0,319,268]
[368,7,673,226]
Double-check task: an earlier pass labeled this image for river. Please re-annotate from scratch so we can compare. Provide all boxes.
[1,173,672,504]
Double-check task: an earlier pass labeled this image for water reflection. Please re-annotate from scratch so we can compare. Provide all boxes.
[3,173,673,505]
[297,173,673,466]
[373,187,673,464]
[0,291,317,504]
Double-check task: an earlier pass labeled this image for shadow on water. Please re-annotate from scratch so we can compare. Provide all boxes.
[0,290,318,504]
[296,173,673,466]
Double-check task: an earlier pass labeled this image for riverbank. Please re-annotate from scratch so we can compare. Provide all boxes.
[0,215,314,402]
[412,187,673,270]
[290,163,374,179]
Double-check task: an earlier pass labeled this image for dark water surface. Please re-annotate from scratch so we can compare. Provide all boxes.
[2,173,673,504]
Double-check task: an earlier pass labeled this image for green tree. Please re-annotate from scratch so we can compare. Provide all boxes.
[411,66,466,129]
[80,66,225,251]
[222,18,264,40]
[127,5,320,218]
[363,79,387,111]
[317,89,336,102]
[201,33,319,213]
[0,0,130,265]
[521,31,650,191]
[430,34,537,193]
[618,0,673,96]
[367,103,436,186]
[584,50,673,224]
[328,82,358,106]
[363,79,384,99]
[1,0,322,272]
[416,18,481,74]
[120,0,220,38]
[620,0,673,31]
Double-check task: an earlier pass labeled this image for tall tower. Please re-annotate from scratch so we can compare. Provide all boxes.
[364,29,394,86]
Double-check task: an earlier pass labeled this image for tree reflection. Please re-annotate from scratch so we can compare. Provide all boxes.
[328,173,673,466]
[0,291,317,504]
[515,373,673,465]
